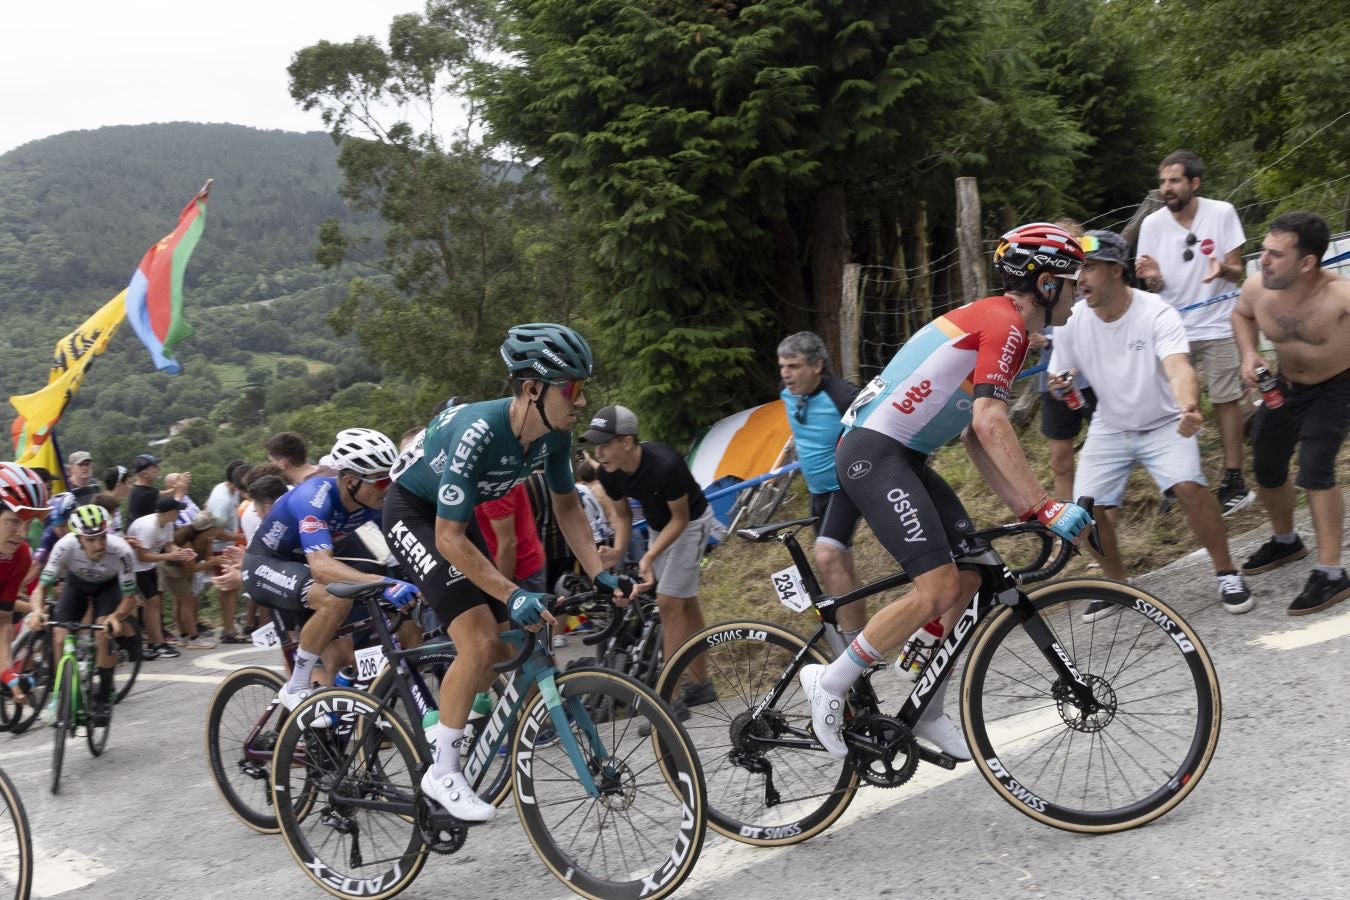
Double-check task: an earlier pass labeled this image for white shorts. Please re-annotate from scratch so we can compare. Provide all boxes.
[1073,423,1207,508]
[649,508,714,599]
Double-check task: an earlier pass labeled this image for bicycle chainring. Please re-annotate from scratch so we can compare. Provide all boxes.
[414,793,469,855]
[846,714,919,788]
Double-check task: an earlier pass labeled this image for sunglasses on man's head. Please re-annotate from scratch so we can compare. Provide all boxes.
[1182,232,1199,262]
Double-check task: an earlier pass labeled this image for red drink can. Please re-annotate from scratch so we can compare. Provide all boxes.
[1055,371,1085,411]
[1254,366,1284,409]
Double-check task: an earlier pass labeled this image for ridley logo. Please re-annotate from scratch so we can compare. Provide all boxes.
[847,460,872,480]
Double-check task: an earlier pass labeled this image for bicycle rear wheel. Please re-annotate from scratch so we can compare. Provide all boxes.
[273,688,426,900]
[3,629,52,735]
[962,578,1221,833]
[50,663,73,795]
[205,666,287,832]
[514,668,706,900]
[655,620,857,846]
[0,765,33,900]
[113,620,143,704]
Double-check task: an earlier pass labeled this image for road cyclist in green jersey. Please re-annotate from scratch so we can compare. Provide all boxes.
[386,322,636,822]
[26,504,138,725]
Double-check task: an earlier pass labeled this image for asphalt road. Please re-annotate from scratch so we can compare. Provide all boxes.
[4,501,1348,900]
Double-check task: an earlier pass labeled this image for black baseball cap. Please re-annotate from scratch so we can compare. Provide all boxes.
[1081,230,1130,268]
[155,495,187,513]
[581,405,639,444]
[133,453,161,472]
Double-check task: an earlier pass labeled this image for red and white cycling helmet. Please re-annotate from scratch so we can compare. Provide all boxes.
[0,462,50,521]
[994,222,1085,306]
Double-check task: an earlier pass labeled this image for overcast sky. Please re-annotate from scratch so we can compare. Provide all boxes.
[1,1,419,154]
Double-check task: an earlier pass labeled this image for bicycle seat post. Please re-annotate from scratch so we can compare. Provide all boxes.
[779,531,824,602]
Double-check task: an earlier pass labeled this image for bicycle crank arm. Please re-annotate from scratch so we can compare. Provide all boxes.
[914,745,959,770]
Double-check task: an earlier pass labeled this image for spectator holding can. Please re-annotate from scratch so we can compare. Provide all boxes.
[1050,229,1253,619]
[1232,211,1350,615]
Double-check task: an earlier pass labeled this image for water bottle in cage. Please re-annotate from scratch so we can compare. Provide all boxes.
[894,618,944,681]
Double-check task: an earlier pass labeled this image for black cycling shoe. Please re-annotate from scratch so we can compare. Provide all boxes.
[90,699,112,727]
[1241,536,1308,575]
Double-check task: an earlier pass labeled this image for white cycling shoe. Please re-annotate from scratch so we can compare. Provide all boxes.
[799,664,848,759]
[278,682,313,712]
[912,712,972,761]
[420,769,497,823]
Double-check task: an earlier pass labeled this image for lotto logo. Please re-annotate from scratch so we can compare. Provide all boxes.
[891,380,933,415]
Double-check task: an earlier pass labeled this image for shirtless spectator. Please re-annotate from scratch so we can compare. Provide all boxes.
[1233,211,1350,615]
[266,432,335,485]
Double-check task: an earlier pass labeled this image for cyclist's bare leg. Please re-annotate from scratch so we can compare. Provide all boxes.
[657,593,706,684]
[816,542,865,635]
[0,617,21,703]
[438,605,510,729]
[285,584,351,692]
[859,564,979,658]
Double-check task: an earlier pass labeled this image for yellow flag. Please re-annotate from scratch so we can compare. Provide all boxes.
[10,291,127,466]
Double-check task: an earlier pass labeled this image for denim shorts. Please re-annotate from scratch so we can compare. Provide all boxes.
[1073,422,1207,507]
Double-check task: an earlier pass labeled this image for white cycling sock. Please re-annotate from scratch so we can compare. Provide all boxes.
[432,723,465,779]
[1274,532,1298,544]
[820,632,883,696]
[286,649,320,693]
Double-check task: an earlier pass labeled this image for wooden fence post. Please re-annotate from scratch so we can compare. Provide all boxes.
[956,176,986,301]
[840,262,862,384]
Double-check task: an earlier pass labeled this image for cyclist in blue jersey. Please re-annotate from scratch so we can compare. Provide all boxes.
[800,222,1095,761]
[385,323,635,822]
[242,428,416,709]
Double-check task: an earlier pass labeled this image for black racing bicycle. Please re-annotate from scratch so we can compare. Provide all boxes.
[655,499,1221,844]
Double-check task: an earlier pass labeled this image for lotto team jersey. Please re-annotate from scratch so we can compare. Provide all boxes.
[392,398,576,523]
[40,532,137,594]
[254,476,380,561]
[843,295,1029,454]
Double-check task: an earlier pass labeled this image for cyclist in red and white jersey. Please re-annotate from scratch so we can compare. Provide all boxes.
[802,223,1095,760]
[0,463,51,703]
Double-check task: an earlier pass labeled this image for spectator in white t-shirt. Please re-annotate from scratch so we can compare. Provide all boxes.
[206,461,249,643]
[126,496,196,659]
[1051,230,1253,619]
[1136,150,1253,516]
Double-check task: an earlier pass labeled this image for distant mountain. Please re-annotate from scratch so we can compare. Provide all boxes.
[0,122,390,479]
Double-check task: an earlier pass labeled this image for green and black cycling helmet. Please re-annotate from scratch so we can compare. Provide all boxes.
[69,504,110,537]
[500,323,593,383]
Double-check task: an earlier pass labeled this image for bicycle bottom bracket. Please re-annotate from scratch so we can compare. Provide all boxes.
[414,793,469,854]
[1052,673,1116,733]
[846,714,919,788]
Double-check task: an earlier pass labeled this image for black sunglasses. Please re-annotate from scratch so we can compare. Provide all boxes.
[794,394,809,424]
[1182,232,1198,262]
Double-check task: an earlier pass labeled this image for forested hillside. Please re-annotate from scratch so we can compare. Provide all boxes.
[0,123,410,497]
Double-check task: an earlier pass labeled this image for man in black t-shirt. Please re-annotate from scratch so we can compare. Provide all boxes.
[126,454,163,521]
[584,406,716,714]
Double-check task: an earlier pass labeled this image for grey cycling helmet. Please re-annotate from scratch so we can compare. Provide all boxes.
[500,323,593,382]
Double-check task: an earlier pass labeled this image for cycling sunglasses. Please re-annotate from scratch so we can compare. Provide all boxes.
[358,475,393,489]
[553,378,586,400]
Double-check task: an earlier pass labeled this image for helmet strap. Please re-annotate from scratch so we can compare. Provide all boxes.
[533,381,556,431]
[340,471,374,511]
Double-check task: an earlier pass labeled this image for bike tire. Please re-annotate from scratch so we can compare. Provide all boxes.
[0,764,33,900]
[513,668,706,900]
[366,664,513,807]
[3,629,51,736]
[272,687,427,900]
[50,662,73,795]
[113,619,143,705]
[961,578,1221,833]
[205,666,288,833]
[654,620,857,846]
[84,664,110,757]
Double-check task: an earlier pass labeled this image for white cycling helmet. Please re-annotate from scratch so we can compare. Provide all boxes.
[330,428,398,476]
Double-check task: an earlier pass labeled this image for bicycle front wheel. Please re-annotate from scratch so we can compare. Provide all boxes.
[962,578,1221,833]
[3,629,51,736]
[272,688,426,900]
[0,765,33,900]
[514,668,706,900]
[50,663,73,795]
[205,666,287,832]
[655,621,857,846]
[85,664,110,757]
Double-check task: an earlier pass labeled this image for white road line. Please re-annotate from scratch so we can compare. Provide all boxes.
[27,845,114,897]
[191,648,277,673]
[136,673,227,685]
[1249,608,1350,651]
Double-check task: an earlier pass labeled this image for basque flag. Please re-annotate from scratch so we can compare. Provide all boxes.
[124,179,212,374]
